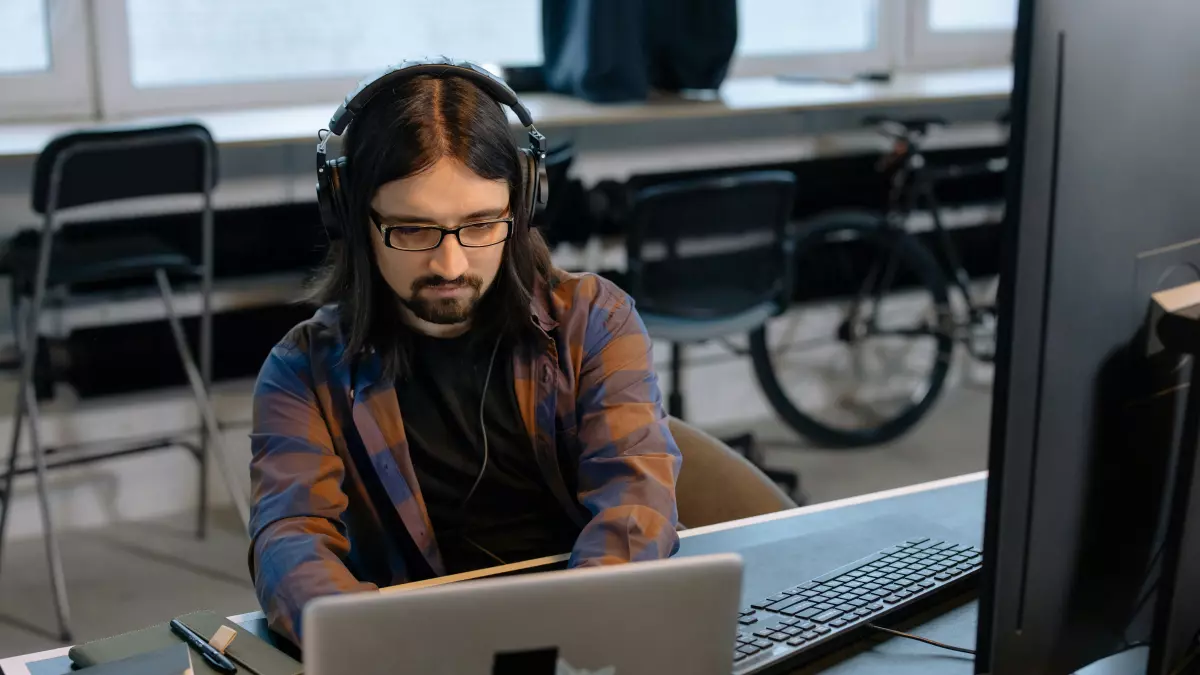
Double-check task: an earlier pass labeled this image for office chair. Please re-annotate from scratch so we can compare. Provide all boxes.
[671,417,797,528]
[533,143,599,251]
[533,144,574,231]
[0,123,250,642]
[622,170,804,502]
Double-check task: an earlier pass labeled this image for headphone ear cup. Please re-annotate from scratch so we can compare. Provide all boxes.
[325,157,350,240]
[519,148,548,225]
[317,157,340,241]
[518,148,535,225]
[535,155,549,213]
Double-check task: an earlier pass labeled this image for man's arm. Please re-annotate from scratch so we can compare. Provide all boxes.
[248,342,377,647]
[569,281,682,567]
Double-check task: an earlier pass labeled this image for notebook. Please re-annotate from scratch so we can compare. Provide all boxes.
[76,643,193,674]
[68,610,302,675]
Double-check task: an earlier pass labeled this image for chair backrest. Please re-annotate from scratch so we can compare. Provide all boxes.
[624,170,796,319]
[671,417,797,529]
[32,122,218,215]
[532,143,575,235]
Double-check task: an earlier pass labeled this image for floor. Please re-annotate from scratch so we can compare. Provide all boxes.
[0,310,997,660]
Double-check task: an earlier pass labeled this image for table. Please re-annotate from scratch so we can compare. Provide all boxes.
[0,69,1012,159]
[0,471,988,675]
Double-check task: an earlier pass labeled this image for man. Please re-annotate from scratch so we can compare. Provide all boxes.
[248,63,681,647]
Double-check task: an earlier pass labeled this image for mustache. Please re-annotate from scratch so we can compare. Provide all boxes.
[411,275,483,293]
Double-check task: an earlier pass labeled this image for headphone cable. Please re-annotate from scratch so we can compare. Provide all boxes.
[459,334,505,566]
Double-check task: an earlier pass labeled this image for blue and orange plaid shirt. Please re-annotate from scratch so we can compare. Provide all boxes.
[248,271,682,646]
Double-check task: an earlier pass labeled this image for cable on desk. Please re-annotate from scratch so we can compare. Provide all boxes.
[865,624,976,655]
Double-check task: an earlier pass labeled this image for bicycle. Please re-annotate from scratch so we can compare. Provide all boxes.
[747,115,1008,448]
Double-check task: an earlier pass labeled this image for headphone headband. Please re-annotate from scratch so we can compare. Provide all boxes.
[315,56,548,242]
[329,56,535,135]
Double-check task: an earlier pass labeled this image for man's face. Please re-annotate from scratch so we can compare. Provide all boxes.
[369,157,510,336]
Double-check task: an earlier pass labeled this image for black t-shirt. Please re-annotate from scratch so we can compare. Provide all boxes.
[394,332,580,575]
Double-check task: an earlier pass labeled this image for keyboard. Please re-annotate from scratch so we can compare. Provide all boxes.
[731,538,983,674]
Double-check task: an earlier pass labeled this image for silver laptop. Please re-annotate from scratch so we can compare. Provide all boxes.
[303,553,744,675]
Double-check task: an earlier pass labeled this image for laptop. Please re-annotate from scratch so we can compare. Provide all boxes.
[303,553,744,675]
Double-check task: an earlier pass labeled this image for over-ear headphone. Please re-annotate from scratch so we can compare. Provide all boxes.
[315,57,549,241]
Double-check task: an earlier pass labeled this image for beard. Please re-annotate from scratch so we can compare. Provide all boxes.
[399,275,485,325]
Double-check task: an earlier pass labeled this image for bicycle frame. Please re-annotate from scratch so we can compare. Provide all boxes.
[849,136,1001,360]
[889,145,995,318]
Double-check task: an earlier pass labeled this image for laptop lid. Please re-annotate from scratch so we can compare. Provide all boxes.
[303,553,744,675]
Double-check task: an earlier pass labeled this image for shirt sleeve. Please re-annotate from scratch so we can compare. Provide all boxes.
[568,282,682,567]
[248,341,377,647]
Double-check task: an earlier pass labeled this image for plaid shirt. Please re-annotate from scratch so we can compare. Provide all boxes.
[248,271,682,646]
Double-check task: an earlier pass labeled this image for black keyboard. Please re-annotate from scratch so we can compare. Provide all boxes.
[731,538,983,674]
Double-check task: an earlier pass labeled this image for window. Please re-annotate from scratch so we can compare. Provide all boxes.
[3,1,1018,123]
[930,0,1019,32]
[909,0,1018,69]
[732,0,896,78]
[737,1,878,57]
[95,0,541,116]
[0,0,93,121]
[0,0,51,75]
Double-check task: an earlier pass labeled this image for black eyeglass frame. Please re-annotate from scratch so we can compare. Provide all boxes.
[369,210,515,251]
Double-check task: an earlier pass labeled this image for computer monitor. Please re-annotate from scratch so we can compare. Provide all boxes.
[976,0,1200,673]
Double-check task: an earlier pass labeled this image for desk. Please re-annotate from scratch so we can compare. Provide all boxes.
[0,69,1012,159]
[0,471,986,675]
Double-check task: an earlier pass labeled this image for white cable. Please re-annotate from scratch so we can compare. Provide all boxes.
[461,334,503,512]
[458,334,505,567]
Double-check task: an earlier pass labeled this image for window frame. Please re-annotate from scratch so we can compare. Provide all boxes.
[0,0,95,122]
[728,0,903,79]
[905,0,1016,70]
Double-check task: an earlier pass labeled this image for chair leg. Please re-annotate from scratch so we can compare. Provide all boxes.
[0,392,23,575]
[668,343,684,419]
[196,292,210,539]
[197,432,209,540]
[7,219,72,641]
[0,317,28,580]
[0,299,29,562]
[199,188,214,540]
[24,385,73,642]
[155,270,251,529]
[2,301,72,640]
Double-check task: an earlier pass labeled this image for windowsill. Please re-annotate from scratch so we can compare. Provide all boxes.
[0,66,1013,159]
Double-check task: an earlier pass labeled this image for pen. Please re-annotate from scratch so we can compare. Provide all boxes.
[169,619,238,674]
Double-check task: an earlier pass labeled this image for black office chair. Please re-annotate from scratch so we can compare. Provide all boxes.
[533,143,596,248]
[0,123,250,641]
[622,170,803,501]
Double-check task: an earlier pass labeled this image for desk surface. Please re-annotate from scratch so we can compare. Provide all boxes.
[0,68,1012,159]
[1,471,987,675]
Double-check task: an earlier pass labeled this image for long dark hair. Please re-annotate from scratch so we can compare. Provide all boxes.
[308,73,554,379]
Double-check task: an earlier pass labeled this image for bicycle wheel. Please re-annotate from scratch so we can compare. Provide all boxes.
[749,211,955,448]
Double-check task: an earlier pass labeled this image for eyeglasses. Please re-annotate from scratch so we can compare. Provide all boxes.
[370,210,514,252]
